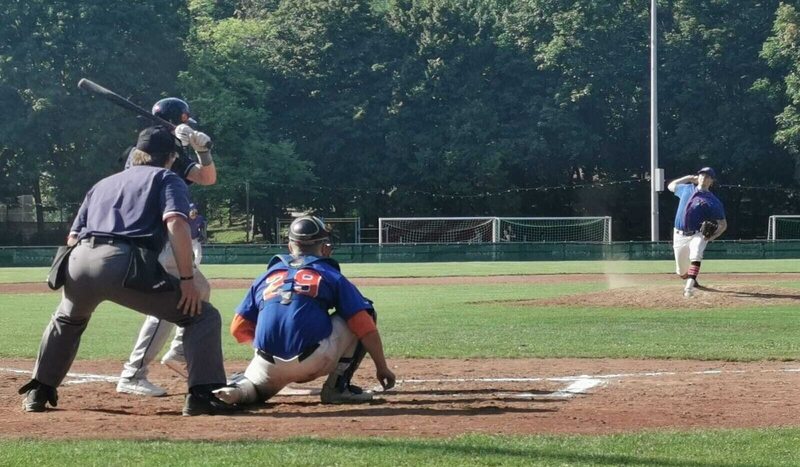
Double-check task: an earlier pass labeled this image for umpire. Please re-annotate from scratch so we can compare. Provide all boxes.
[18,126,238,416]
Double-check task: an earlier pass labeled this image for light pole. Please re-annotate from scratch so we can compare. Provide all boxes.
[650,0,661,241]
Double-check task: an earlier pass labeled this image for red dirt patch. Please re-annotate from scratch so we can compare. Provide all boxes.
[2,358,800,440]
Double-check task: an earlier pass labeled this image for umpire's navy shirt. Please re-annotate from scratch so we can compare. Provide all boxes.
[70,165,191,250]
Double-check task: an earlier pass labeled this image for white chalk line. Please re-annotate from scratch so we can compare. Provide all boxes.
[4,366,800,399]
[0,367,119,385]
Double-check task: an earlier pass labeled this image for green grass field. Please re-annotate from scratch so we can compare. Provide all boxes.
[5,258,800,283]
[1,260,799,465]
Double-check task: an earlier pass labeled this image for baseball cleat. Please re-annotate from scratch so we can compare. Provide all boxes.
[683,288,694,298]
[320,382,373,404]
[182,391,242,416]
[19,380,58,412]
[116,377,167,397]
[161,350,188,378]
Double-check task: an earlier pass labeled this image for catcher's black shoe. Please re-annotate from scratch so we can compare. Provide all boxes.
[183,387,242,416]
[18,379,58,412]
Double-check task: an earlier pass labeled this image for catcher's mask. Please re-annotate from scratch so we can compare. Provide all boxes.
[152,97,197,126]
[288,216,331,245]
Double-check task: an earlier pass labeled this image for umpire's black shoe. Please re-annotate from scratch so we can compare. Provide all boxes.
[183,388,242,416]
[18,379,58,412]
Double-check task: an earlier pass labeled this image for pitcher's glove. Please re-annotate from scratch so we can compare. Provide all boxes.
[700,220,718,239]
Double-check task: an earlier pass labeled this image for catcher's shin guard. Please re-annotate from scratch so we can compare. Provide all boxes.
[331,309,376,391]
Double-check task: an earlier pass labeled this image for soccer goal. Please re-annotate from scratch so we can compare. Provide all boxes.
[378,217,497,244]
[497,217,612,243]
[378,217,612,244]
[767,215,800,240]
[277,217,361,244]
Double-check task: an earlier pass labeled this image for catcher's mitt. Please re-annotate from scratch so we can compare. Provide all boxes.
[700,220,718,239]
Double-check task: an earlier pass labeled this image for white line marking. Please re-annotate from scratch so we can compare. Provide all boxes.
[4,366,800,399]
[0,367,119,385]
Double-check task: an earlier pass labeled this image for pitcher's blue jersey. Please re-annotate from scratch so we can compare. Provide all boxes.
[234,254,373,359]
[674,184,725,231]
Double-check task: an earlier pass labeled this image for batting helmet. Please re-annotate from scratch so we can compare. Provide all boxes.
[288,216,331,245]
[152,98,191,125]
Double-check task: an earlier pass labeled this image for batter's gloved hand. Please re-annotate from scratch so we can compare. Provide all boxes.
[174,124,193,147]
[700,220,718,239]
[189,131,212,152]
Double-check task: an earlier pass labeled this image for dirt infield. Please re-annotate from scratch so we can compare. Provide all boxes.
[2,357,800,440]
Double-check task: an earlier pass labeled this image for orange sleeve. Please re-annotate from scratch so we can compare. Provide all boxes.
[346,310,377,339]
[230,314,256,344]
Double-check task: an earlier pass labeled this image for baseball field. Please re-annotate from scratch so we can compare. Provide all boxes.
[2,260,800,466]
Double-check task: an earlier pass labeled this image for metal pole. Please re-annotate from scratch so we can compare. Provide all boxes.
[245,180,250,242]
[650,0,660,241]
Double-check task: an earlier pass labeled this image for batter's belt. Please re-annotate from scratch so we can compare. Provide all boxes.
[257,343,320,364]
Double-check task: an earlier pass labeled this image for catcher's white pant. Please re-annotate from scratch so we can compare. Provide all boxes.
[672,228,708,276]
[231,315,359,404]
[119,242,207,380]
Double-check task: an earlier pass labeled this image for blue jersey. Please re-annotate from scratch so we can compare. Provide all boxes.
[70,166,191,250]
[673,184,725,231]
[235,254,373,359]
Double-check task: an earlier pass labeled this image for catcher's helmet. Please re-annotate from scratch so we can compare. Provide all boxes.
[152,97,191,125]
[288,216,331,245]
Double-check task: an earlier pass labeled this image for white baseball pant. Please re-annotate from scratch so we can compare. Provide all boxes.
[229,315,359,404]
[119,242,206,380]
[672,228,708,276]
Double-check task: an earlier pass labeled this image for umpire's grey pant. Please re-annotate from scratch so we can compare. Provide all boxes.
[32,240,226,389]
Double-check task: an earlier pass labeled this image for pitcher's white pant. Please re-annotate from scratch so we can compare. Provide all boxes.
[120,242,207,380]
[235,315,359,403]
[672,229,708,276]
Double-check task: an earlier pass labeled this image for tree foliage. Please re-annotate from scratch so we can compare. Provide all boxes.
[4,0,800,241]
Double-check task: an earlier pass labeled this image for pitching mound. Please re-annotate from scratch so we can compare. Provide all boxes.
[521,284,800,310]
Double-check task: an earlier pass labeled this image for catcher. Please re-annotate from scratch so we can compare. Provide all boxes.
[213,216,396,406]
[667,167,727,297]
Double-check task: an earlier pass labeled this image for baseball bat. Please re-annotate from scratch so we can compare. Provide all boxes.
[77,78,176,131]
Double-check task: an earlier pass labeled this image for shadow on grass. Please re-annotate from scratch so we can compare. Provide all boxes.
[699,286,800,301]
[275,437,764,467]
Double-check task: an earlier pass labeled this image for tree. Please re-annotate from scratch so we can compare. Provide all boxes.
[181,0,314,242]
[0,1,187,240]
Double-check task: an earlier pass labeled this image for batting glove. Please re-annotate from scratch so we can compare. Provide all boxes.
[174,124,193,147]
[189,131,212,152]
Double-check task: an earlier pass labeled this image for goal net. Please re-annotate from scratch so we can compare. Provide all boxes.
[378,217,612,244]
[379,217,496,244]
[767,215,800,240]
[497,217,612,243]
[276,217,361,244]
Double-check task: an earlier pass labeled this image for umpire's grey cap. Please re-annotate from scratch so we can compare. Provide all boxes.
[288,216,331,244]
